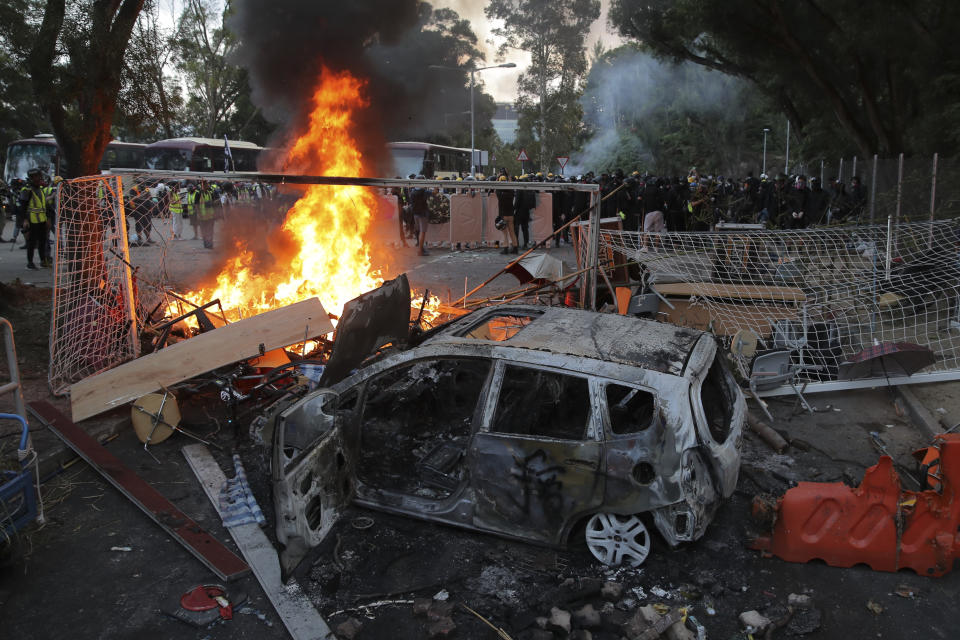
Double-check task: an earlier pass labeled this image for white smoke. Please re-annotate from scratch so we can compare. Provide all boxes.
[568,48,746,175]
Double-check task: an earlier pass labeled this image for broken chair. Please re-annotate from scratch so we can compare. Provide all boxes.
[748,350,814,421]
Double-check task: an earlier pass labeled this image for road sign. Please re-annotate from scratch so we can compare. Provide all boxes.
[556,156,569,169]
[516,148,529,162]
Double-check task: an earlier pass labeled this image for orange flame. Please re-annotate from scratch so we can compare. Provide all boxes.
[172,68,441,328]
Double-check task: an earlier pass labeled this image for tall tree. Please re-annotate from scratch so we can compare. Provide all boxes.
[486,0,599,171]
[116,1,183,140]
[173,0,244,138]
[610,0,960,157]
[1,0,145,175]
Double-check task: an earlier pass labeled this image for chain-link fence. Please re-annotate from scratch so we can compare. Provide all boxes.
[795,154,960,224]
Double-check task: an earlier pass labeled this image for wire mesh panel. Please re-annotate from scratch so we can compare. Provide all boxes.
[601,220,960,388]
[48,176,138,396]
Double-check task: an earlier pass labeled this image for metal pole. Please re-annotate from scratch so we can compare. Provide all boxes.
[820,159,825,184]
[469,69,475,176]
[929,152,938,248]
[888,152,904,280]
[762,128,769,175]
[784,119,790,174]
[839,158,844,183]
[870,154,878,335]
[115,176,140,358]
[852,155,857,177]
[586,191,602,310]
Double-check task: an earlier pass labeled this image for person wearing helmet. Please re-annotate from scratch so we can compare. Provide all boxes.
[409,175,431,256]
[514,174,535,250]
[18,168,54,269]
[495,175,517,254]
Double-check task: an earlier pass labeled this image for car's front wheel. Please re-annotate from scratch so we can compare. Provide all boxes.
[584,513,651,567]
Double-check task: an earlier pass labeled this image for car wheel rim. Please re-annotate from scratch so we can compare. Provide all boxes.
[585,513,651,567]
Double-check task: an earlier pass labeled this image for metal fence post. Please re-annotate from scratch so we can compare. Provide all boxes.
[929,152,938,249]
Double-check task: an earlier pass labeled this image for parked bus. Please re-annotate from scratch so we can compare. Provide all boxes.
[3,135,146,183]
[387,141,477,179]
[144,137,263,172]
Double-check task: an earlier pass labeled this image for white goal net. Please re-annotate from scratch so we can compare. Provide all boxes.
[600,219,960,390]
[48,176,139,395]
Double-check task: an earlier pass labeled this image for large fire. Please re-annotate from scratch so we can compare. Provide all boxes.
[173,68,436,327]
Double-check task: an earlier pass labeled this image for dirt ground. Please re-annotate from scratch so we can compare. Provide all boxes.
[2,214,960,639]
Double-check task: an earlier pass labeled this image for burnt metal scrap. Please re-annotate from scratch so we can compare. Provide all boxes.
[751,433,960,577]
[258,303,746,574]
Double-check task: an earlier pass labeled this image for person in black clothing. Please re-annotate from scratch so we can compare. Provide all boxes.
[848,176,867,222]
[827,177,848,223]
[551,176,568,246]
[806,177,829,225]
[513,176,534,249]
[786,175,811,229]
[495,176,518,254]
[760,174,791,228]
[409,176,431,256]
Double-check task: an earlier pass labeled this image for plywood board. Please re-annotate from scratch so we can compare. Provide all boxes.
[182,444,334,640]
[658,299,799,337]
[70,297,333,422]
[653,282,807,303]
[30,402,249,582]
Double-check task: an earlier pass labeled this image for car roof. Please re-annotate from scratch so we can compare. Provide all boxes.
[426,304,704,376]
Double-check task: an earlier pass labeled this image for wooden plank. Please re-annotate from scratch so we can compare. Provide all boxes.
[29,402,250,582]
[652,282,807,303]
[182,444,334,640]
[658,299,799,337]
[70,297,333,422]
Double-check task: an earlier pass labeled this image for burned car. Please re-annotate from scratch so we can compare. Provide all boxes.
[258,294,745,572]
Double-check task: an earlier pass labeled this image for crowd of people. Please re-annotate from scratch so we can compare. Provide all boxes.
[0,173,276,270]
[0,165,871,270]
[391,167,870,254]
[123,178,273,250]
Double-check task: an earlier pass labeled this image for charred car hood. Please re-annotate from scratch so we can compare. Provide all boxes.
[318,273,411,387]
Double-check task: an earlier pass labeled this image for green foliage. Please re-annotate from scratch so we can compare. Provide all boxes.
[486,0,600,172]
[0,0,145,175]
[115,3,185,141]
[609,0,960,157]
[173,0,246,139]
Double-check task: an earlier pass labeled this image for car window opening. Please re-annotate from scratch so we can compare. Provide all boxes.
[356,359,491,499]
[458,312,543,341]
[492,366,590,440]
[700,358,736,443]
[606,384,656,434]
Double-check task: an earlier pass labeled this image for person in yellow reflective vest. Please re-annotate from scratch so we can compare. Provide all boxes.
[168,182,184,239]
[190,180,216,249]
[18,168,54,270]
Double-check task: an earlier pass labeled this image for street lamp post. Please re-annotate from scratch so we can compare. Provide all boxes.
[762,128,770,175]
[432,62,516,176]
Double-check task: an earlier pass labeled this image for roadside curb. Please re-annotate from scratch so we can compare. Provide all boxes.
[895,385,942,438]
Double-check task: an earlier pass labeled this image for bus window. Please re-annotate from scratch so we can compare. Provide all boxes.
[145,148,190,171]
[390,148,427,178]
[4,142,59,182]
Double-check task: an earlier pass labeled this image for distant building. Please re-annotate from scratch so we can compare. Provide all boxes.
[493,102,519,144]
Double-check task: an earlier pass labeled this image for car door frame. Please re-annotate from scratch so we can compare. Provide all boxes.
[467,357,606,546]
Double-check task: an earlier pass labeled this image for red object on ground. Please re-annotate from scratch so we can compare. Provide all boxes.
[181,585,234,620]
[751,434,960,577]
